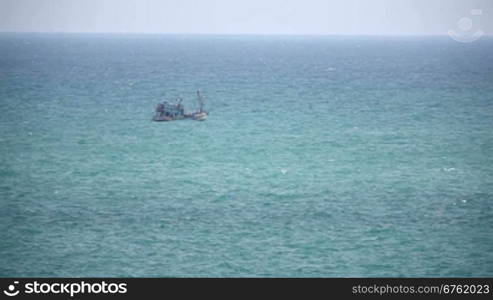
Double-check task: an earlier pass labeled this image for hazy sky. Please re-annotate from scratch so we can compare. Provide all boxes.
[1,0,492,35]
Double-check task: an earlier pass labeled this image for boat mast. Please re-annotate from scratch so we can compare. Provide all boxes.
[197,90,204,112]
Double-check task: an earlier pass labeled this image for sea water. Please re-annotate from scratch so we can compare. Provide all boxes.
[0,33,492,277]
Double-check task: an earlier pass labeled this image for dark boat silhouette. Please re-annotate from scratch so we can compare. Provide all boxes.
[153,91,208,122]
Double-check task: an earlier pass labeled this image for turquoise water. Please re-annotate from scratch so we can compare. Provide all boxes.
[1,33,492,277]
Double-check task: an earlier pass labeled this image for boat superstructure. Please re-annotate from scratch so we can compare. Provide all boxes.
[153,91,208,122]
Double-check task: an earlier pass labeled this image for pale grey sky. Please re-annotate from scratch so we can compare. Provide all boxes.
[0,0,492,35]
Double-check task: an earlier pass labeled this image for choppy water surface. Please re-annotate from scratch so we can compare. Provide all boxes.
[1,33,492,276]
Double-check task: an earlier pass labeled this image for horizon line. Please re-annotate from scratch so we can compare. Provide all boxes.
[1,30,492,37]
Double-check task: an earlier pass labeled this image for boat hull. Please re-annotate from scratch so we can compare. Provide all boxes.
[152,115,174,121]
[192,112,208,121]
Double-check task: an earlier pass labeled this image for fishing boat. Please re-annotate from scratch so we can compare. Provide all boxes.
[153,91,208,122]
